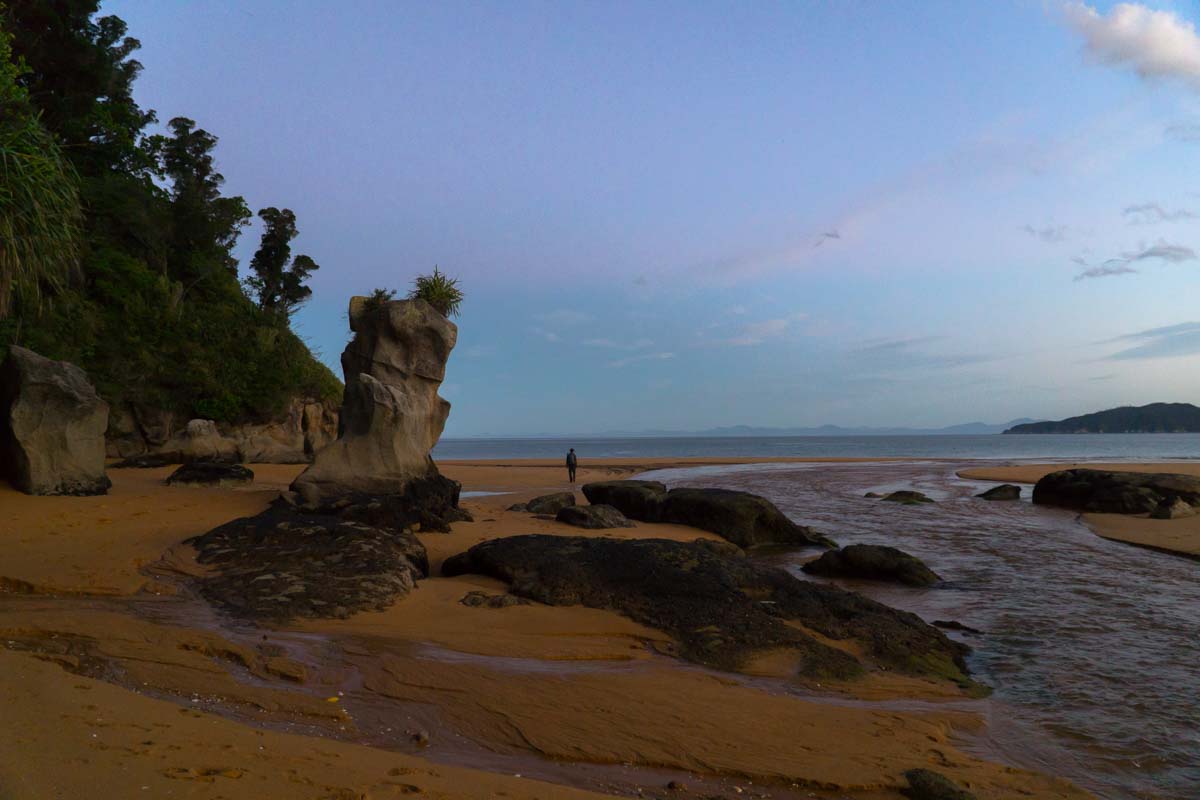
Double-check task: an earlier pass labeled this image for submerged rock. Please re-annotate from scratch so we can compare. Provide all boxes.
[881,490,935,505]
[188,506,428,621]
[1151,496,1196,520]
[1032,468,1200,514]
[976,484,1021,501]
[0,346,110,496]
[442,535,971,684]
[802,544,941,587]
[165,461,254,488]
[933,620,984,635]
[581,480,835,548]
[902,768,978,800]
[555,503,634,529]
[291,297,457,503]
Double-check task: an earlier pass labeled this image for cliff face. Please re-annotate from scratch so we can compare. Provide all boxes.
[290,297,456,503]
[1004,403,1200,434]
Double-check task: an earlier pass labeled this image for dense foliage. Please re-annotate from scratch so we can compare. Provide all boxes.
[0,1,339,422]
[409,267,463,318]
[245,207,319,318]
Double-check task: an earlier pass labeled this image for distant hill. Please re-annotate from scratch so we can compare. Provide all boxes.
[1004,403,1200,434]
[455,419,1043,439]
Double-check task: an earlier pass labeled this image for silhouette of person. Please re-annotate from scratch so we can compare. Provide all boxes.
[566,447,577,483]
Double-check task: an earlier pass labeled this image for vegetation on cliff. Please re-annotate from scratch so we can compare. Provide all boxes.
[0,2,339,423]
[1004,402,1200,434]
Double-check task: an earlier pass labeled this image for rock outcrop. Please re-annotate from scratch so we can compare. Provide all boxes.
[801,544,941,587]
[165,461,254,488]
[1032,468,1200,514]
[291,298,456,503]
[555,504,634,529]
[976,484,1021,501]
[443,535,972,684]
[1151,496,1196,520]
[0,346,110,496]
[881,490,935,504]
[509,492,576,514]
[581,480,835,548]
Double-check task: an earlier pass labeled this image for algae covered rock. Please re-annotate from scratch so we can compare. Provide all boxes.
[802,544,941,587]
[165,461,254,488]
[555,503,634,529]
[581,480,668,520]
[519,492,576,515]
[1032,468,1200,514]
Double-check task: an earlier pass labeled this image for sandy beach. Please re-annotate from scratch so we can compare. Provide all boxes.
[0,459,1093,800]
[960,462,1200,559]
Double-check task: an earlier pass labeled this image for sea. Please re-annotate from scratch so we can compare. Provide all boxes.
[436,433,1200,800]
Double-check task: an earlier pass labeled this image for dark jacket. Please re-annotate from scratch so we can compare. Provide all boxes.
[566,452,577,468]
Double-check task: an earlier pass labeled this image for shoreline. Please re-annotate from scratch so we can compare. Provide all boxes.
[0,458,1095,799]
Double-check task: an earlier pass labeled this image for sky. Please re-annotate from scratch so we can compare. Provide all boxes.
[106,0,1200,435]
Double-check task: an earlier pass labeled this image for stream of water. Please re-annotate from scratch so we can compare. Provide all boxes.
[642,460,1200,800]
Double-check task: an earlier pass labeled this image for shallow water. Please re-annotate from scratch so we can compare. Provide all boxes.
[642,460,1200,800]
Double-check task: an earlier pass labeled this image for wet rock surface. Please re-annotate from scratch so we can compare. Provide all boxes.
[802,544,941,587]
[509,492,576,514]
[555,504,635,529]
[1033,468,1200,514]
[881,490,935,504]
[581,480,835,548]
[902,768,978,800]
[165,461,254,488]
[442,534,971,683]
[976,484,1021,501]
[188,506,429,622]
[294,474,469,533]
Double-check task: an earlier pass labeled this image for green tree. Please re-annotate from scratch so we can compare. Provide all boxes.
[0,18,82,318]
[245,207,319,317]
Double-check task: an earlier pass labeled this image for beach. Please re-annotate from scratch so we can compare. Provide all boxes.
[0,458,1100,800]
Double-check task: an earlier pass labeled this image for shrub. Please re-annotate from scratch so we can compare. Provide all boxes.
[361,287,396,313]
[408,267,462,318]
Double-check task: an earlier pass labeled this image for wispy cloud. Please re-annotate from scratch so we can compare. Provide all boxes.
[1103,321,1200,360]
[1073,241,1197,279]
[1165,122,1200,141]
[1123,202,1198,223]
[852,336,992,370]
[607,351,676,368]
[727,315,805,346]
[1064,3,1200,90]
[583,337,653,350]
[1023,224,1068,242]
[813,230,841,248]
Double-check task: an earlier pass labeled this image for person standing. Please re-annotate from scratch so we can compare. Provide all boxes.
[566,447,578,483]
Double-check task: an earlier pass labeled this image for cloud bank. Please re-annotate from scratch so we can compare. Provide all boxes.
[1104,321,1200,359]
[1065,2,1200,89]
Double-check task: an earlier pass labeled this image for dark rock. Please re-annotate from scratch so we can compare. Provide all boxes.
[932,620,983,635]
[460,590,531,608]
[975,484,1021,501]
[507,502,529,512]
[802,545,941,587]
[165,461,254,488]
[0,346,110,496]
[1151,496,1196,520]
[902,768,977,800]
[111,453,179,469]
[187,506,428,622]
[442,535,972,684]
[864,491,883,498]
[1032,468,1200,514]
[581,480,668,521]
[410,730,430,747]
[555,503,635,529]
[584,481,834,548]
[524,492,576,515]
[301,474,465,534]
[881,490,935,504]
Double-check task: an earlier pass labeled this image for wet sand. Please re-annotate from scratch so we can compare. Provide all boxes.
[0,460,1091,799]
[960,462,1200,558]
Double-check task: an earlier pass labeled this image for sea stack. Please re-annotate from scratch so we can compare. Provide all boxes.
[290,297,457,503]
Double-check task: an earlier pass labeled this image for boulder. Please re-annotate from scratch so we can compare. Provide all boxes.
[976,484,1021,501]
[581,480,835,548]
[162,419,240,463]
[443,535,972,685]
[1032,468,1200,514]
[801,544,941,587]
[881,490,935,504]
[188,506,428,621]
[902,769,977,800]
[555,503,634,529]
[1151,496,1196,520]
[0,346,110,496]
[581,480,668,521]
[298,474,468,534]
[522,492,576,515]
[291,298,456,503]
[165,461,254,488]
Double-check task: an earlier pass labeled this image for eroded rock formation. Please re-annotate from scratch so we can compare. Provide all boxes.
[290,298,456,503]
[1033,468,1200,514]
[0,346,110,496]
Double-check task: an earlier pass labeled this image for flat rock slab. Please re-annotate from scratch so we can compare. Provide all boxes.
[581,480,835,548]
[881,490,935,505]
[443,534,971,685]
[976,484,1021,501]
[1033,468,1200,514]
[188,507,428,622]
[555,503,634,529]
[802,544,941,587]
[165,461,254,488]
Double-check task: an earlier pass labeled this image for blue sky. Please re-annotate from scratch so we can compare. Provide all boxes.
[108,1,1200,435]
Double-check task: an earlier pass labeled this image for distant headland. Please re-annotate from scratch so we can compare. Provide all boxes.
[1004,403,1200,434]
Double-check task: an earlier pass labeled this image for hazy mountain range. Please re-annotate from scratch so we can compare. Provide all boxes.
[453,419,1043,439]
